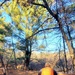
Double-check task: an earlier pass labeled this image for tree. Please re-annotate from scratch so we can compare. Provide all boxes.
[26,0,75,71]
[0,16,12,53]
[0,7,13,69]
[1,0,53,69]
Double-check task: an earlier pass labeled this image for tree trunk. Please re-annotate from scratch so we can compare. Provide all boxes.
[24,39,32,70]
[63,37,68,73]
[43,0,75,70]
[13,49,17,69]
[25,50,31,69]
[0,54,4,67]
[66,25,75,71]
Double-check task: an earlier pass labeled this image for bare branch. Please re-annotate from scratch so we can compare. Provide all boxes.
[31,2,46,8]
[43,0,58,21]
[34,17,52,32]
[25,27,59,41]
[0,0,9,6]
[31,0,59,22]
[34,27,59,35]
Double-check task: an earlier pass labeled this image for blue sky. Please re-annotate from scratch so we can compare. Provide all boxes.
[0,0,4,2]
[2,12,12,23]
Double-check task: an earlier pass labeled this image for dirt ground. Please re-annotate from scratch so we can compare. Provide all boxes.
[6,70,75,75]
[7,69,38,75]
[0,69,75,75]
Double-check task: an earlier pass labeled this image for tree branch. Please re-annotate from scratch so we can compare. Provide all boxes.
[25,27,59,41]
[34,17,52,32]
[31,2,46,8]
[0,0,9,6]
[43,0,59,21]
[31,0,59,22]
[33,27,59,36]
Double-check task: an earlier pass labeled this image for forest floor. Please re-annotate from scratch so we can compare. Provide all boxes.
[0,69,75,75]
[7,69,38,75]
[7,69,75,75]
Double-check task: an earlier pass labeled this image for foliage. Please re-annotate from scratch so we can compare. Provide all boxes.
[0,9,12,55]
[2,0,50,37]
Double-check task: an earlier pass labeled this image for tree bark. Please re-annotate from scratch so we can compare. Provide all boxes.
[24,39,32,70]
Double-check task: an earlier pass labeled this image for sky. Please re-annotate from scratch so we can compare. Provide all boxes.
[2,12,12,23]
